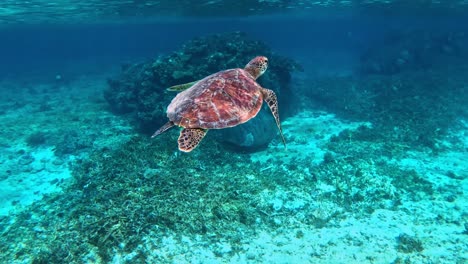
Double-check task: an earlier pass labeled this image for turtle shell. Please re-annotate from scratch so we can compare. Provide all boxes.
[167,68,263,129]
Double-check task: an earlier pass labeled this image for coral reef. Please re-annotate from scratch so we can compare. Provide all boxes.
[0,122,434,263]
[0,99,465,263]
[0,135,279,262]
[301,65,468,152]
[105,32,302,150]
[360,30,467,75]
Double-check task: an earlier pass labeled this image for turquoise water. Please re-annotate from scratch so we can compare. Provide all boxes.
[0,1,467,263]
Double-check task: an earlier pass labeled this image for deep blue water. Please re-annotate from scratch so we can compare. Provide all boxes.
[1,13,466,80]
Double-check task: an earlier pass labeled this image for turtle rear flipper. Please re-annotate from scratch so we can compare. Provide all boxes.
[178,128,207,152]
[167,81,198,92]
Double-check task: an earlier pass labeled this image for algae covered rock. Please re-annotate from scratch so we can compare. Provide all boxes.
[105,32,301,150]
[213,110,277,151]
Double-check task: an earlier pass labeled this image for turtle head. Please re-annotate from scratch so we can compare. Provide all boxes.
[245,56,268,80]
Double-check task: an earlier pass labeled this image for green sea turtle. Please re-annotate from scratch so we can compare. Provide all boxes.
[152,56,286,152]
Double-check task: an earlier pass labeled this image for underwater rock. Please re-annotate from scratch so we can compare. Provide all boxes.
[105,32,301,151]
[215,110,277,150]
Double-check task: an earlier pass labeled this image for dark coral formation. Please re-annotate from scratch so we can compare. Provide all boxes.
[360,30,467,75]
[105,32,301,150]
[25,131,48,147]
[396,234,424,253]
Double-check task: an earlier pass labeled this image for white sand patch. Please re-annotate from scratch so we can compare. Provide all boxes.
[0,146,71,216]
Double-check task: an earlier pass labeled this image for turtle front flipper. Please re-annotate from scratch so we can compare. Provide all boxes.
[167,81,199,92]
[261,88,286,148]
[178,128,207,152]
